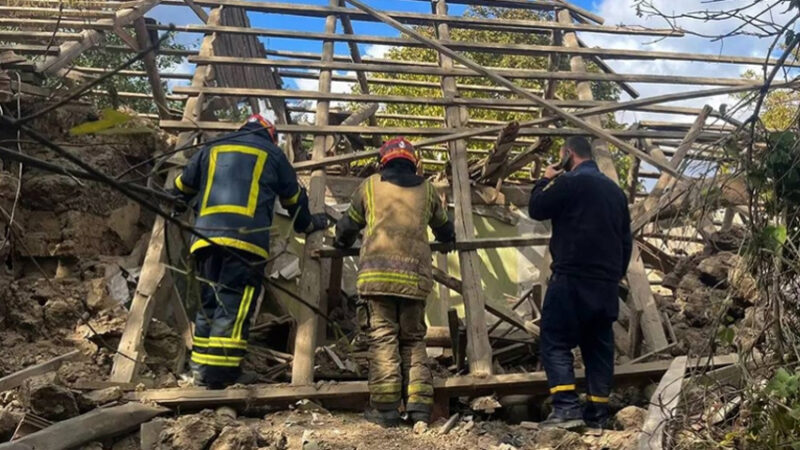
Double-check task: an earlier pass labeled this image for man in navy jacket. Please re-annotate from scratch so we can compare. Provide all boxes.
[529,136,632,429]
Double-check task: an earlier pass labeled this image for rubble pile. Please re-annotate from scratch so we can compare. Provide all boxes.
[659,227,760,355]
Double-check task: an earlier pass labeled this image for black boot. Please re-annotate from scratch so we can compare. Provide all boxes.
[364,408,401,428]
[540,411,585,430]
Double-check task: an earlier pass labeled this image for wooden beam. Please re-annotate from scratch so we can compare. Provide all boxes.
[133,18,171,119]
[185,54,777,86]
[640,356,687,449]
[632,106,713,232]
[315,236,549,258]
[154,0,675,37]
[291,0,337,386]
[160,119,726,142]
[183,0,209,21]
[109,217,167,382]
[36,0,160,75]
[435,0,492,376]
[557,8,669,352]
[0,350,80,392]
[128,354,737,408]
[0,403,169,450]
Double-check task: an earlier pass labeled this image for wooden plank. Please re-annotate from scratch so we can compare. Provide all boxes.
[128,354,737,408]
[291,0,337,386]
[639,356,688,450]
[435,0,492,376]
[183,0,209,21]
[0,350,80,392]
[557,8,669,352]
[0,403,169,450]
[109,217,167,382]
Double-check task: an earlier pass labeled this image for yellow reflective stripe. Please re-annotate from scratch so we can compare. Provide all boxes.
[348,206,365,225]
[280,188,302,207]
[174,174,197,194]
[190,237,268,259]
[549,384,576,394]
[232,286,255,340]
[407,396,434,405]
[191,352,243,367]
[200,145,267,218]
[587,395,609,403]
[357,276,418,287]
[193,336,248,350]
[407,384,434,395]
[359,270,419,281]
[369,383,402,393]
[365,176,375,234]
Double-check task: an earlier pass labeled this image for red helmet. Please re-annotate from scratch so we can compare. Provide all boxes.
[245,114,277,142]
[379,137,417,166]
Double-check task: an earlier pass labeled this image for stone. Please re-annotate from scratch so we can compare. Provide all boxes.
[729,260,759,304]
[20,373,79,421]
[413,421,428,434]
[0,406,22,441]
[615,406,647,430]
[162,412,220,450]
[80,386,123,407]
[255,424,287,449]
[210,425,258,450]
[470,395,502,414]
[697,252,737,287]
[534,428,584,449]
[301,430,319,450]
[43,298,82,331]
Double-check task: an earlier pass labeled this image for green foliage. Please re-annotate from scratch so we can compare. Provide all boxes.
[356,6,623,180]
[71,33,188,115]
[740,70,800,131]
[746,368,800,448]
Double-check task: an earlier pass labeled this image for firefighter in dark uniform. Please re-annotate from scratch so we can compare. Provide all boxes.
[528,136,632,429]
[334,137,455,427]
[173,114,329,389]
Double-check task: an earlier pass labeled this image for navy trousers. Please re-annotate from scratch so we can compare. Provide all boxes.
[191,246,264,388]
[540,273,618,423]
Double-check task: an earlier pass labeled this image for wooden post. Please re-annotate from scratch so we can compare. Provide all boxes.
[133,18,170,119]
[640,356,687,449]
[433,0,493,376]
[557,8,669,351]
[291,0,337,386]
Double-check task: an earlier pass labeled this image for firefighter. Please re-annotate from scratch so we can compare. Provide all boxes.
[172,114,329,389]
[528,136,632,429]
[334,137,455,427]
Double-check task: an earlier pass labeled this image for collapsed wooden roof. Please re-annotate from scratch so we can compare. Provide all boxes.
[0,0,770,386]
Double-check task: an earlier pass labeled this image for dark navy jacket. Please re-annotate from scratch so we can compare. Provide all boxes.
[528,161,632,282]
[174,124,313,259]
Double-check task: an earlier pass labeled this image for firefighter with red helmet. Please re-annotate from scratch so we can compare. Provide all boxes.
[334,137,455,427]
[173,114,329,389]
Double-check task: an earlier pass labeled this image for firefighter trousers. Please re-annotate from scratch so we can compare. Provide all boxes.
[540,273,618,424]
[191,246,264,388]
[365,296,433,414]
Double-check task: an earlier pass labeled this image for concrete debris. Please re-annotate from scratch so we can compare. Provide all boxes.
[159,410,223,450]
[413,420,428,434]
[534,428,583,449]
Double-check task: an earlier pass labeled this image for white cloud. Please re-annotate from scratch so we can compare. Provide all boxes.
[364,44,393,59]
[582,0,794,123]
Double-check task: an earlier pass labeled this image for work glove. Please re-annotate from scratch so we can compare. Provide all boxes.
[304,213,330,234]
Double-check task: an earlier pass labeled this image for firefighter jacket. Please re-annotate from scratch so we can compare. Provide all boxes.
[528,160,632,282]
[334,163,455,300]
[173,123,313,260]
